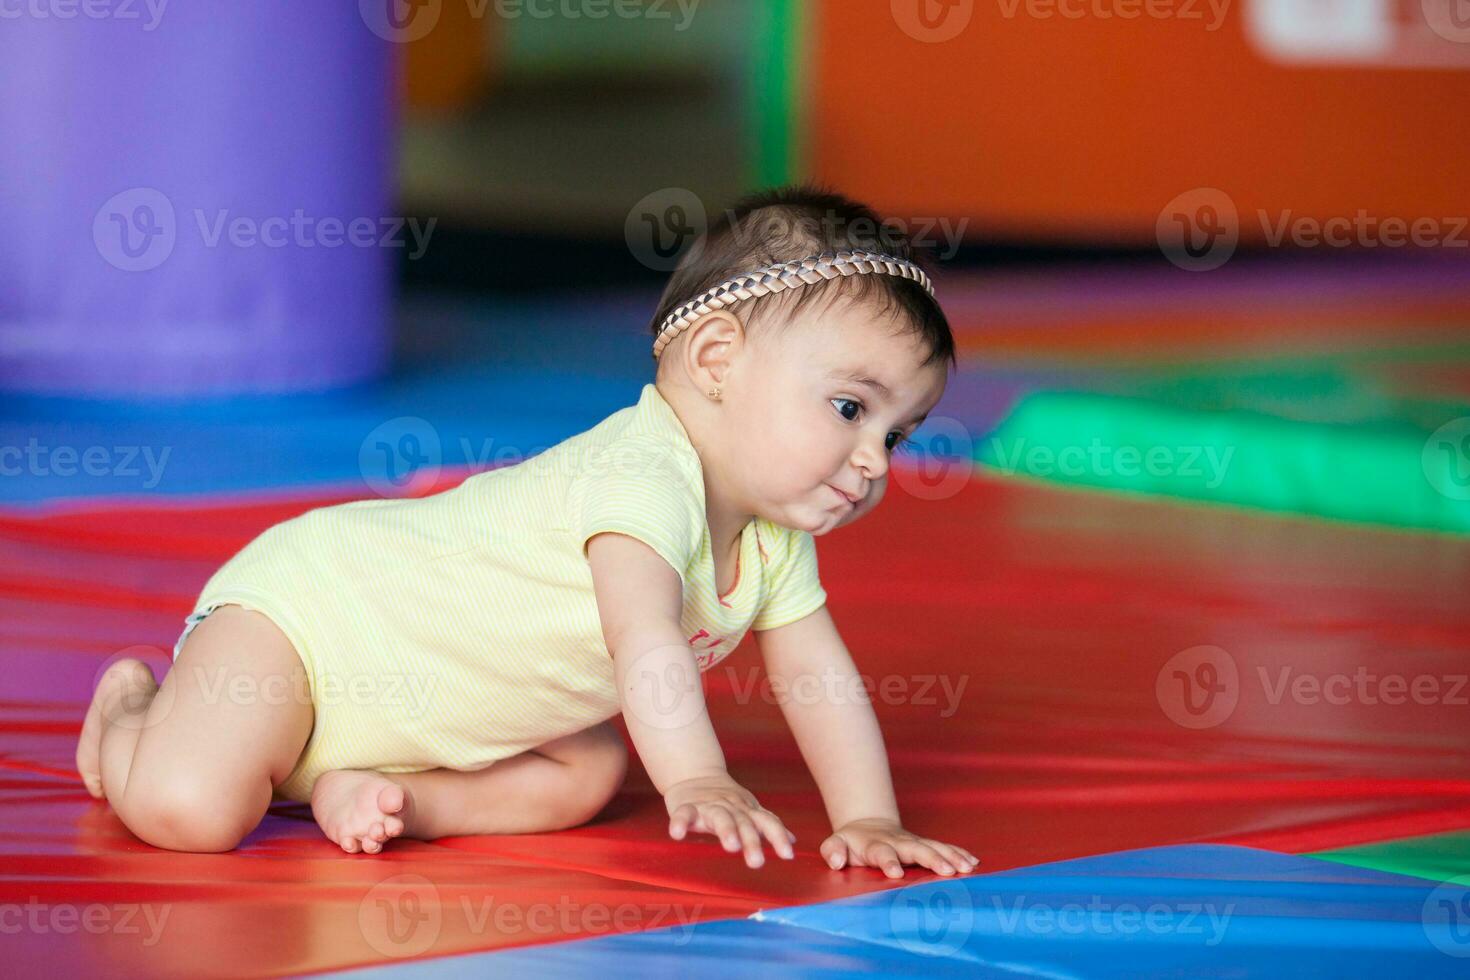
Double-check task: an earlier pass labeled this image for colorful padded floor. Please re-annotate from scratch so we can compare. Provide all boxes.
[5,259,1470,976]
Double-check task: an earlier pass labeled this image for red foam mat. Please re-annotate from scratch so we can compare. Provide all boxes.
[4,471,1469,977]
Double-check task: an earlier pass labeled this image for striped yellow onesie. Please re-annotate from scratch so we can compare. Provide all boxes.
[172,383,828,803]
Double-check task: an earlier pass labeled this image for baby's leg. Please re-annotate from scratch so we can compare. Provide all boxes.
[310,719,627,850]
[76,604,314,852]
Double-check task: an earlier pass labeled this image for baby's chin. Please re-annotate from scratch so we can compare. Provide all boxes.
[794,501,862,536]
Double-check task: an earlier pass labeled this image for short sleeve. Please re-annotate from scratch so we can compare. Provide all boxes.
[567,434,705,589]
[752,527,827,631]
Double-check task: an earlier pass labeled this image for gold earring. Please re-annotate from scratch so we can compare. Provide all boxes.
[709,387,721,400]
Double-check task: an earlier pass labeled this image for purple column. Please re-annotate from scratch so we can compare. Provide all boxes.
[0,2,396,397]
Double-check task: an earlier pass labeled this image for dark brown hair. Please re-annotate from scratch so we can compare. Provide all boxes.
[649,183,955,373]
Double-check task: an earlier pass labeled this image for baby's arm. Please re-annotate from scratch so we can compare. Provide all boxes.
[585,531,795,868]
[756,606,979,878]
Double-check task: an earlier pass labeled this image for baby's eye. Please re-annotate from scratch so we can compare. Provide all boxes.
[835,398,913,453]
[830,397,862,422]
[887,433,919,454]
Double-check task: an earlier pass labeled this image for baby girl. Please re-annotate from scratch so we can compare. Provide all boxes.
[76,184,977,879]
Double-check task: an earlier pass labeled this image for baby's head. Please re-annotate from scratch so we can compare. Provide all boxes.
[650,184,955,536]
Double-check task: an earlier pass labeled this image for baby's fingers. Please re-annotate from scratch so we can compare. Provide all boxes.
[748,809,795,860]
[668,804,698,840]
[705,805,743,854]
[820,834,850,870]
[931,840,979,873]
[900,839,958,876]
[866,841,904,879]
[732,811,766,868]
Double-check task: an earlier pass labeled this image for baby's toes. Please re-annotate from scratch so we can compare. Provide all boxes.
[383,815,405,838]
[360,836,383,854]
[368,821,387,843]
[376,783,404,816]
[339,835,361,854]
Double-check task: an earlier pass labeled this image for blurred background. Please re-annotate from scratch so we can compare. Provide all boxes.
[2,1,1468,533]
[5,6,1470,975]
[1,1,1468,532]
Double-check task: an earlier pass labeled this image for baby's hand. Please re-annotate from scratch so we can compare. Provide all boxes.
[821,817,979,879]
[664,772,796,869]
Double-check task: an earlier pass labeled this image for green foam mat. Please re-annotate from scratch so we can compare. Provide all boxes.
[1311,830,1470,884]
[975,392,1470,535]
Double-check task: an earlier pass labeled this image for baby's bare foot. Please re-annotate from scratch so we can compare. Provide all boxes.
[311,769,411,854]
[76,658,157,799]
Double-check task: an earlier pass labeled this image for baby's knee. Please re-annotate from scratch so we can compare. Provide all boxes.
[118,772,265,853]
[555,730,627,827]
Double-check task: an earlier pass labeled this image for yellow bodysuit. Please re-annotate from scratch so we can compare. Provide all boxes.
[172,383,828,802]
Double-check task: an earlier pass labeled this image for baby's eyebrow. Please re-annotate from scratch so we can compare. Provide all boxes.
[829,369,930,426]
[829,369,892,400]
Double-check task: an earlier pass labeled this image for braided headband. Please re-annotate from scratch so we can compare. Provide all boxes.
[652,249,935,360]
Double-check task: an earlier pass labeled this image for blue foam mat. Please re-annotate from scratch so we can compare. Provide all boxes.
[321,844,1470,978]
